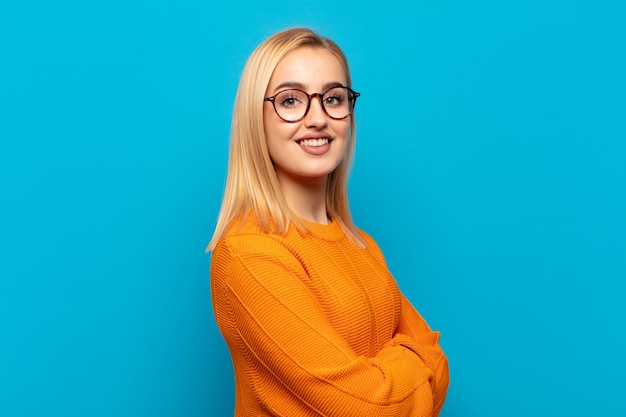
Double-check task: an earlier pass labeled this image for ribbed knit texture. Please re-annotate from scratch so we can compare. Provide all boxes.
[210,215,449,417]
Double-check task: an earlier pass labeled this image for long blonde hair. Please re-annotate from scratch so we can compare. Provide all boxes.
[207,27,363,251]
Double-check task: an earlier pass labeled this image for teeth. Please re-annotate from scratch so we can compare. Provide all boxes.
[299,138,329,147]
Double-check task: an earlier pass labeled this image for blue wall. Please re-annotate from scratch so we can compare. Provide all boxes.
[1,1,624,416]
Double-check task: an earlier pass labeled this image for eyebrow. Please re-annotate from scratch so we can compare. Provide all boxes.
[272,81,346,93]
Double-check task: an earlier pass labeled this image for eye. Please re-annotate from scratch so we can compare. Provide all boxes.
[323,88,348,108]
[276,90,306,109]
[280,97,299,107]
[324,95,344,107]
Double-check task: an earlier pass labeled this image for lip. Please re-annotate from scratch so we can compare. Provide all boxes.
[296,132,333,156]
[297,132,333,141]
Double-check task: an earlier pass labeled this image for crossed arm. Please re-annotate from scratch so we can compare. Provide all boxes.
[211,238,449,416]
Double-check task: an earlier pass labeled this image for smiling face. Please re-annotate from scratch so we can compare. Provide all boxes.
[263,47,352,187]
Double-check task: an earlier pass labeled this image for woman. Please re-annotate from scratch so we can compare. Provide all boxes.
[207,28,449,417]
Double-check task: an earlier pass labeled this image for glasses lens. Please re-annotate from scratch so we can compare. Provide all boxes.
[322,87,352,119]
[273,89,309,122]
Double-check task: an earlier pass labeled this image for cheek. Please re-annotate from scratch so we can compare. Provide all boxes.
[263,112,281,154]
[264,111,299,141]
[262,108,275,140]
[338,123,353,161]
[264,120,299,161]
[334,120,352,145]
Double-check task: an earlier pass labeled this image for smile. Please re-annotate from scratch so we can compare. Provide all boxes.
[298,138,331,147]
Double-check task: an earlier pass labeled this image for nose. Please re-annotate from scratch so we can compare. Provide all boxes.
[304,94,328,128]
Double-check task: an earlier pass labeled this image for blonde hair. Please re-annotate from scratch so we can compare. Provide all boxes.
[207,27,363,251]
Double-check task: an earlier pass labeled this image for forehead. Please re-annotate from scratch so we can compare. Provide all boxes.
[267,47,347,92]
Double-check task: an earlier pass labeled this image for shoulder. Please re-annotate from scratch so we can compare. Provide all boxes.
[357,227,388,267]
[210,218,315,302]
[211,215,303,278]
[215,214,294,255]
[213,227,291,268]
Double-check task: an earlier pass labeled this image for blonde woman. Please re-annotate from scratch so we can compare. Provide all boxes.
[207,28,449,417]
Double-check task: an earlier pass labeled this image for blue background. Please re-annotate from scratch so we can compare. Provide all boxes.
[1,1,625,416]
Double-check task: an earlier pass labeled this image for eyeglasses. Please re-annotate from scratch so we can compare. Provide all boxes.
[264,86,360,123]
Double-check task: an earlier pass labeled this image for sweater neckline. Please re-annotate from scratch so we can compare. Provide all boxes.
[302,218,345,241]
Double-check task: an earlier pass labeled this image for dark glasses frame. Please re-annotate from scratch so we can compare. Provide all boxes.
[264,86,360,123]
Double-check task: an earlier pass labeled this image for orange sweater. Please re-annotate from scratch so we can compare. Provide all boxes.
[210,215,449,416]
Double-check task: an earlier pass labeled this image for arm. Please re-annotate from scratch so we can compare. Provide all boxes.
[396,295,450,416]
[358,231,449,415]
[212,238,438,417]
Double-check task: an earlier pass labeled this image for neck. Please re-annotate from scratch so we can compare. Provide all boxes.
[276,172,329,224]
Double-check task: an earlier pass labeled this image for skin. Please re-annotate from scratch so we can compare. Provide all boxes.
[263,47,351,224]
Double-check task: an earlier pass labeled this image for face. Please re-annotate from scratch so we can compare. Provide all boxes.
[263,47,352,185]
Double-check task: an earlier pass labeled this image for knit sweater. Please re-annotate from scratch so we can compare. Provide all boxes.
[210,215,449,417]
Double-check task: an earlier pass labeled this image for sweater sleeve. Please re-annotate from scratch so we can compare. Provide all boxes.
[358,228,448,413]
[211,237,439,417]
[396,295,450,416]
